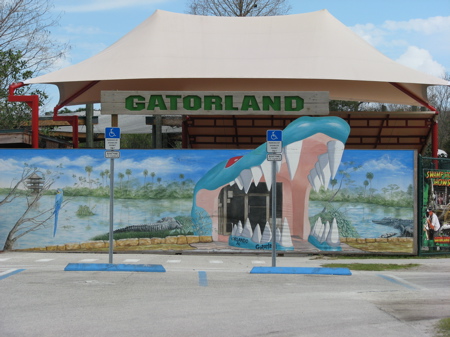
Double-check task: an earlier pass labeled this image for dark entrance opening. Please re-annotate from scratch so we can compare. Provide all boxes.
[218,182,282,235]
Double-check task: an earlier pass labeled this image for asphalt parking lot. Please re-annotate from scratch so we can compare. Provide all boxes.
[1,252,449,337]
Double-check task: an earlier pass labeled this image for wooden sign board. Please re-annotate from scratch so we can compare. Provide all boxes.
[101,91,329,115]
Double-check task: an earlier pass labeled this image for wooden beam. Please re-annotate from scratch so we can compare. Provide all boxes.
[21,116,98,127]
[47,132,105,140]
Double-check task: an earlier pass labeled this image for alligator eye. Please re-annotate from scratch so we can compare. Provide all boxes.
[225,156,243,168]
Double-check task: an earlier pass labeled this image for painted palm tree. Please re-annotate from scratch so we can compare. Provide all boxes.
[85,165,93,188]
[366,172,374,200]
[363,180,369,197]
[143,169,148,185]
[118,172,125,189]
[151,172,155,184]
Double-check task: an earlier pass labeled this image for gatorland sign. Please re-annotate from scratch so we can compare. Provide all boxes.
[101,91,329,115]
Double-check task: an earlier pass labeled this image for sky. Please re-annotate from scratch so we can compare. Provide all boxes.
[39,0,450,109]
[0,147,413,193]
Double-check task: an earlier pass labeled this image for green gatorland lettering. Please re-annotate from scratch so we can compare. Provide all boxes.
[125,94,304,112]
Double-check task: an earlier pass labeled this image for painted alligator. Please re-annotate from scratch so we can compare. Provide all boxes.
[191,116,351,251]
[372,217,413,237]
[114,217,182,233]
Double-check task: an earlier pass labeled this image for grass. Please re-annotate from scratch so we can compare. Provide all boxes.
[435,318,450,337]
[321,263,420,271]
[314,254,450,259]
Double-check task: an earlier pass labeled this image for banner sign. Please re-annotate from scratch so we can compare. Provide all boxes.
[101,91,329,115]
[425,170,450,186]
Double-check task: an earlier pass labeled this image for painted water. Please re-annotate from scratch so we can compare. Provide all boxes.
[0,195,193,250]
[0,195,413,250]
[309,201,414,238]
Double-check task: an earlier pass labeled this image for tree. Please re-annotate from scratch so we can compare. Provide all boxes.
[186,0,291,17]
[125,169,132,184]
[366,172,374,200]
[429,73,450,153]
[2,165,65,250]
[363,180,369,197]
[85,166,93,188]
[118,172,125,189]
[143,169,148,185]
[0,0,67,76]
[0,0,67,129]
[0,49,47,129]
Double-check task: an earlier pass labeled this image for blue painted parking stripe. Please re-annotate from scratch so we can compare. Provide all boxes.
[198,271,208,287]
[0,269,26,280]
[377,274,417,290]
[250,266,352,275]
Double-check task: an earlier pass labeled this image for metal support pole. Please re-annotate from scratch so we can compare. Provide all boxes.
[271,160,277,267]
[109,158,115,264]
[86,103,94,148]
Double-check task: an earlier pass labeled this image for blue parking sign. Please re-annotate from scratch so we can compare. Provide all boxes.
[267,130,282,142]
[105,127,120,139]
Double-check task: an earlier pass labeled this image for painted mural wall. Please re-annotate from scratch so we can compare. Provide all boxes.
[0,119,416,254]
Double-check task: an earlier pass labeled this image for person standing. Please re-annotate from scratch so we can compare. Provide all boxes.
[426,208,441,240]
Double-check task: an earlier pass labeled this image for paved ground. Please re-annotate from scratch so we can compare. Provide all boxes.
[1,251,449,337]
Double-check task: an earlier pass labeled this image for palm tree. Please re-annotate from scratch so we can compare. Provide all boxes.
[330,179,337,190]
[118,172,125,189]
[125,169,132,181]
[151,172,156,184]
[100,171,105,186]
[85,166,93,188]
[143,169,148,185]
[363,180,369,197]
[366,172,374,200]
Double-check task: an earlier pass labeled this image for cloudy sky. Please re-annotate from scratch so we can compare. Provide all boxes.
[39,0,450,107]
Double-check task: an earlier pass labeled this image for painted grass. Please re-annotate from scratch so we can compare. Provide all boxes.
[435,317,450,337]
[321,263,420,271]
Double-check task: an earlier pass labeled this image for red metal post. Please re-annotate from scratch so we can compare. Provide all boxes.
[8,82,40,148]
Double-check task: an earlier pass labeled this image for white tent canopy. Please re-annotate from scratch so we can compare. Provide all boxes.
[25,9,448,107]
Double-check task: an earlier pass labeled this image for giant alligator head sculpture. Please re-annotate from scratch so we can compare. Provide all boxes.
[191,116,350,251]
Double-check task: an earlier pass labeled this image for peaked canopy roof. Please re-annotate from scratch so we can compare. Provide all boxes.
[26,9,447,107]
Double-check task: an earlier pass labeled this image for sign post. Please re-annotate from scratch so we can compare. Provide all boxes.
[266,130,282,267]
[105,127,120,264]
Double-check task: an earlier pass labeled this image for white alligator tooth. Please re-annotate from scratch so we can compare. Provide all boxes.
[260,160,272,191]
[251,224,262,243]
[276,227,281,243]
[240,169,253,194]
[327,141,345,179]
[326,218,340,247]
[318,153,331,190]
[312,217,323,238]
[315,162,324,186]
[237,220,243,236]
[234,176,244,190]
[307,174,316,192]
[279,218,293,247]
[261,222,272,243]
[241,218,253,238]
[231,224,237,236]
[316,218,325,240]
[309,169,321,192]
[229,180,235,186]
[285,141,302,180]
[320,221,330,243]
[250,166,263,186]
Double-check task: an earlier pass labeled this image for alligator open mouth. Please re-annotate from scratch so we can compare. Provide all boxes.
[191,116,350,251]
